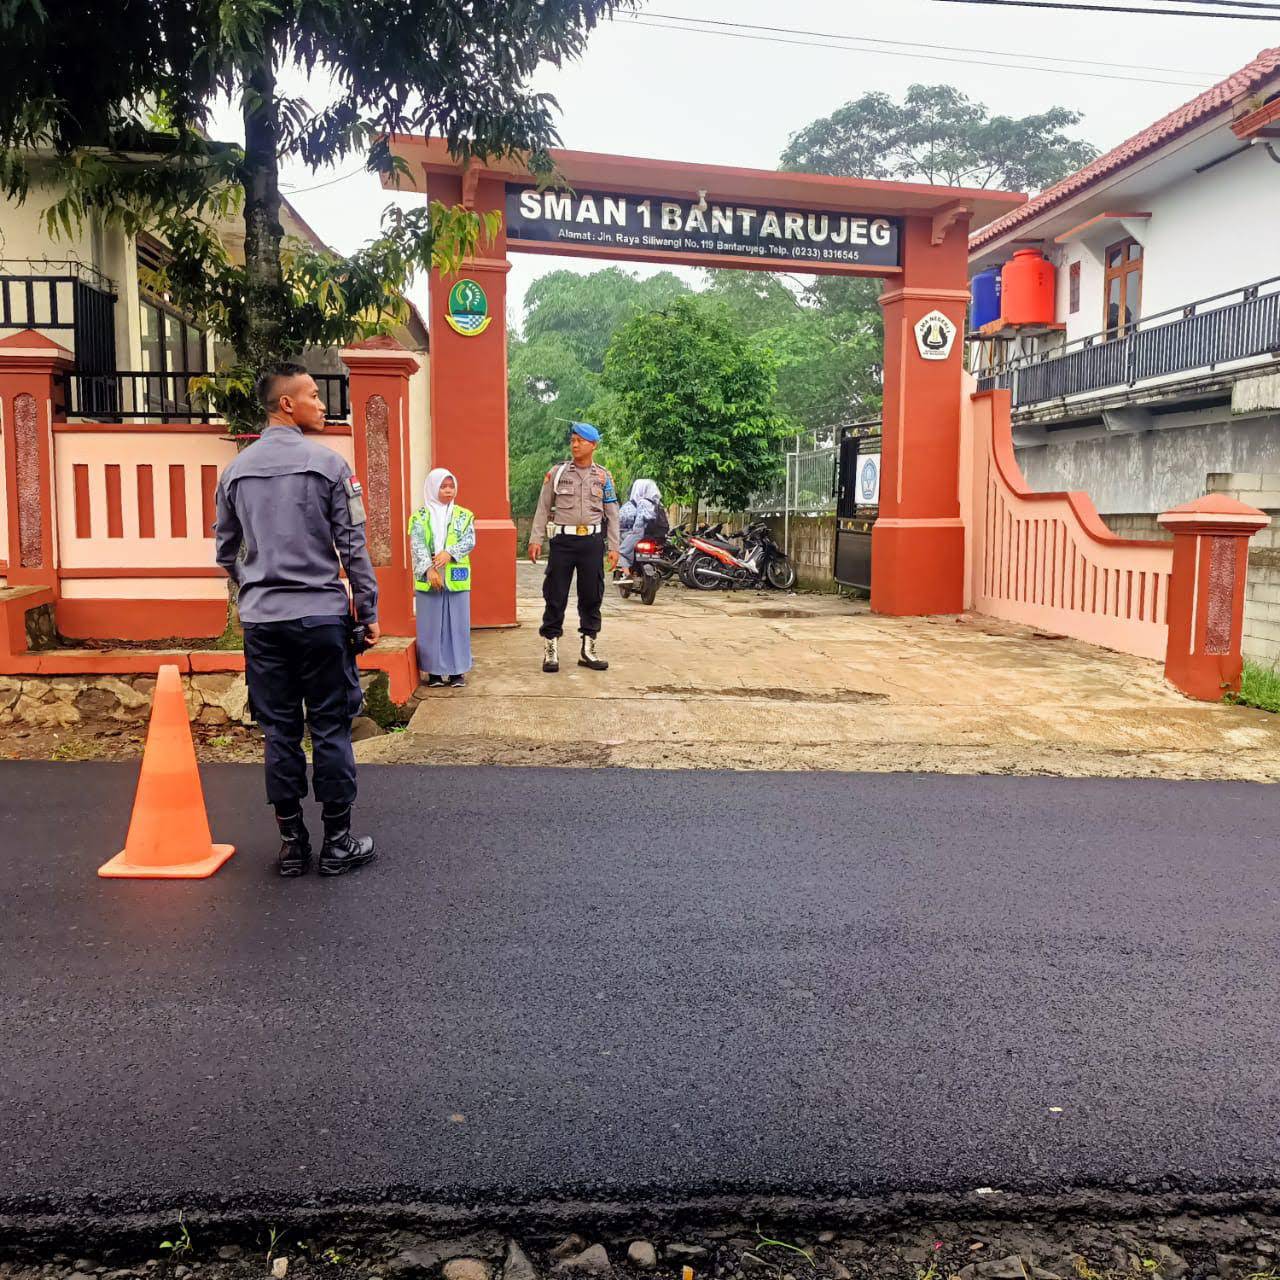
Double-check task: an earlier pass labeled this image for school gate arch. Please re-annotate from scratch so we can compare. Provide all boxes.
[387,139,1024,627]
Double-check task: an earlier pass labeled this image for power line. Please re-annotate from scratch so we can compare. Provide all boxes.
[1183,0,1280,10]
[641,10,1226,78]
[281,165,368,195]
[933,0,1280,18]
[618,16,1216,87]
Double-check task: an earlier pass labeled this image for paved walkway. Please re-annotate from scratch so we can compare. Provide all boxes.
[361,563,1280,780]
[4,762,1279,1224]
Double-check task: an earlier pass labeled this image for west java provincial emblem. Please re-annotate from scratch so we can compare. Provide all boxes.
[445,279,491,336]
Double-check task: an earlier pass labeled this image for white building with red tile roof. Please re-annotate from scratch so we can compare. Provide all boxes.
[968,46,1280,527]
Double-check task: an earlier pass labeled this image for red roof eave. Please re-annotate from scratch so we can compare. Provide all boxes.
[971,46,1280,253]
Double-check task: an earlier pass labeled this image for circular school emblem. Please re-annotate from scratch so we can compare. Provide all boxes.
[445,279,491,336]
[859,455,880,503]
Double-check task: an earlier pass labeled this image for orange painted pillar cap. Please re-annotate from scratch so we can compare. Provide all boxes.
[1157,493,1270,536]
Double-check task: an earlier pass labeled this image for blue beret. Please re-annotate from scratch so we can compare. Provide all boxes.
[570,421,601,443]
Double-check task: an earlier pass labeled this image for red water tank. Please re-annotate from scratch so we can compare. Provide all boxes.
[1000,249,1055,326]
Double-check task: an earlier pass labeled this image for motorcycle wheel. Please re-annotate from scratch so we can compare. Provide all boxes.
[640,568,660,606]
[687,554,723,591]
[765,556,797,590]
[617,580,633,600]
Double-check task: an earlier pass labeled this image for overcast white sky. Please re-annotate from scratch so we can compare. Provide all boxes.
[211,0,1279,324]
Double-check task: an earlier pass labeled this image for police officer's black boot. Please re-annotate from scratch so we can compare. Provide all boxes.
[579,634,609,671]
[275,809,312,877]
[318,805,376,877]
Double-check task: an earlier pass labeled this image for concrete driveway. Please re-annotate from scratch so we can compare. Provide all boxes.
[359,562,1280,780]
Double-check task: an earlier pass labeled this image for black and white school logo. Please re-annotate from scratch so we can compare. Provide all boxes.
[859,455,880,504]
[914,309,957,361]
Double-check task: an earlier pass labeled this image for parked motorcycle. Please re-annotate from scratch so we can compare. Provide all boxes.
[680,521,797,591]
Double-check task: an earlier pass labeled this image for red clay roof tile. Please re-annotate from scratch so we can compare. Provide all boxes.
[971,46,1280,251]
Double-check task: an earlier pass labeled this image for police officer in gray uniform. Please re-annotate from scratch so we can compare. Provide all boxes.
[215,363,379,878]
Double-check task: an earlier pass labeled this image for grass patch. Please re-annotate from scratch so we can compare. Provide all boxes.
[1228,661,1280,713]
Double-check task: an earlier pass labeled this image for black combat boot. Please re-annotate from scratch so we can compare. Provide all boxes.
[318,805,376,877]
[578,634,608,670]
[275,809,312,877]
[542,637,559,673]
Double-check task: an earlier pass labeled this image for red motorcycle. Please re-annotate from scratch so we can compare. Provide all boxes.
[615,536,665,606]
[680,521,796,591]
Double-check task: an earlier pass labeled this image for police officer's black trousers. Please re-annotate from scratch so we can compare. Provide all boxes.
[540,532,605,639]
[243,616,363,811]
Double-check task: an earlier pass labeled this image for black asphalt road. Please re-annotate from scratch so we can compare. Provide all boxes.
[2,763,1279,1219]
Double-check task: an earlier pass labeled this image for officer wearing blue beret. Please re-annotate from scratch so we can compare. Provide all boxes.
[528,422,620,672]
[214,363,379,878]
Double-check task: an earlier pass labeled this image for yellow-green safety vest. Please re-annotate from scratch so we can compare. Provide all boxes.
[410,505,474,593]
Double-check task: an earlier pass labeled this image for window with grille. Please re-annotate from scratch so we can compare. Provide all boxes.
[1068,261,1081,315]
[137,234,208,414]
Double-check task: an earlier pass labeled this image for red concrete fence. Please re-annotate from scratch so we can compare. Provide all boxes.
[967,389,1269,701]
[0,329,421,700]
[968,391,1174,662]
[0,328,1269,707]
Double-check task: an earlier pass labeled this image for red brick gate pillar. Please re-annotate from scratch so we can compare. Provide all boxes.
[426,171,517,628]
[872,215,972,616]
[0,329,71,595]
[1158,494,1269,701]
[341,337,419,637]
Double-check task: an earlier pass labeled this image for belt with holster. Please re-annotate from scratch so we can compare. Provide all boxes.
[547,522,601,537]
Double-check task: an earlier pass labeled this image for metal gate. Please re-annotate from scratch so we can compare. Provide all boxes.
[833,422,881,591]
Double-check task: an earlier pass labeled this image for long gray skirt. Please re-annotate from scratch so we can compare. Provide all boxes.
[415,589,473,677]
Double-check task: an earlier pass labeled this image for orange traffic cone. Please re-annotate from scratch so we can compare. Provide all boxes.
[98,664,235,879]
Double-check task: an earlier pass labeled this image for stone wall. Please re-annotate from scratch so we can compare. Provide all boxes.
[0,670,382,729]
[25,602,57,651]
[0,672,252,729]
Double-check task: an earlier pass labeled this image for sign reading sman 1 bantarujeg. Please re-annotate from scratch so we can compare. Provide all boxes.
[505,185,901,270]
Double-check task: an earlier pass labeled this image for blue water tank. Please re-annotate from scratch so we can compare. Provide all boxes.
[970,268,1002,330]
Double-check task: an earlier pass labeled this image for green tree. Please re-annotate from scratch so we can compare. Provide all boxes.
[781,83,1098,192]
[702,270,883,430]
[602,296,790,519]
[522,266,691,372]
[507,267,690,513]
[0,0,632,426]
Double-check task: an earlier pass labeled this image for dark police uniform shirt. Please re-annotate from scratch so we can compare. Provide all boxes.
[214,425,378,625]
[532,461,621,553]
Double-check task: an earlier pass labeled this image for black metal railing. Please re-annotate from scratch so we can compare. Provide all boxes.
[60,369,351,424]
[975,275,1280,407]
[314,372,349,422]
[61,371,206,421]
[1,269,119,370]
